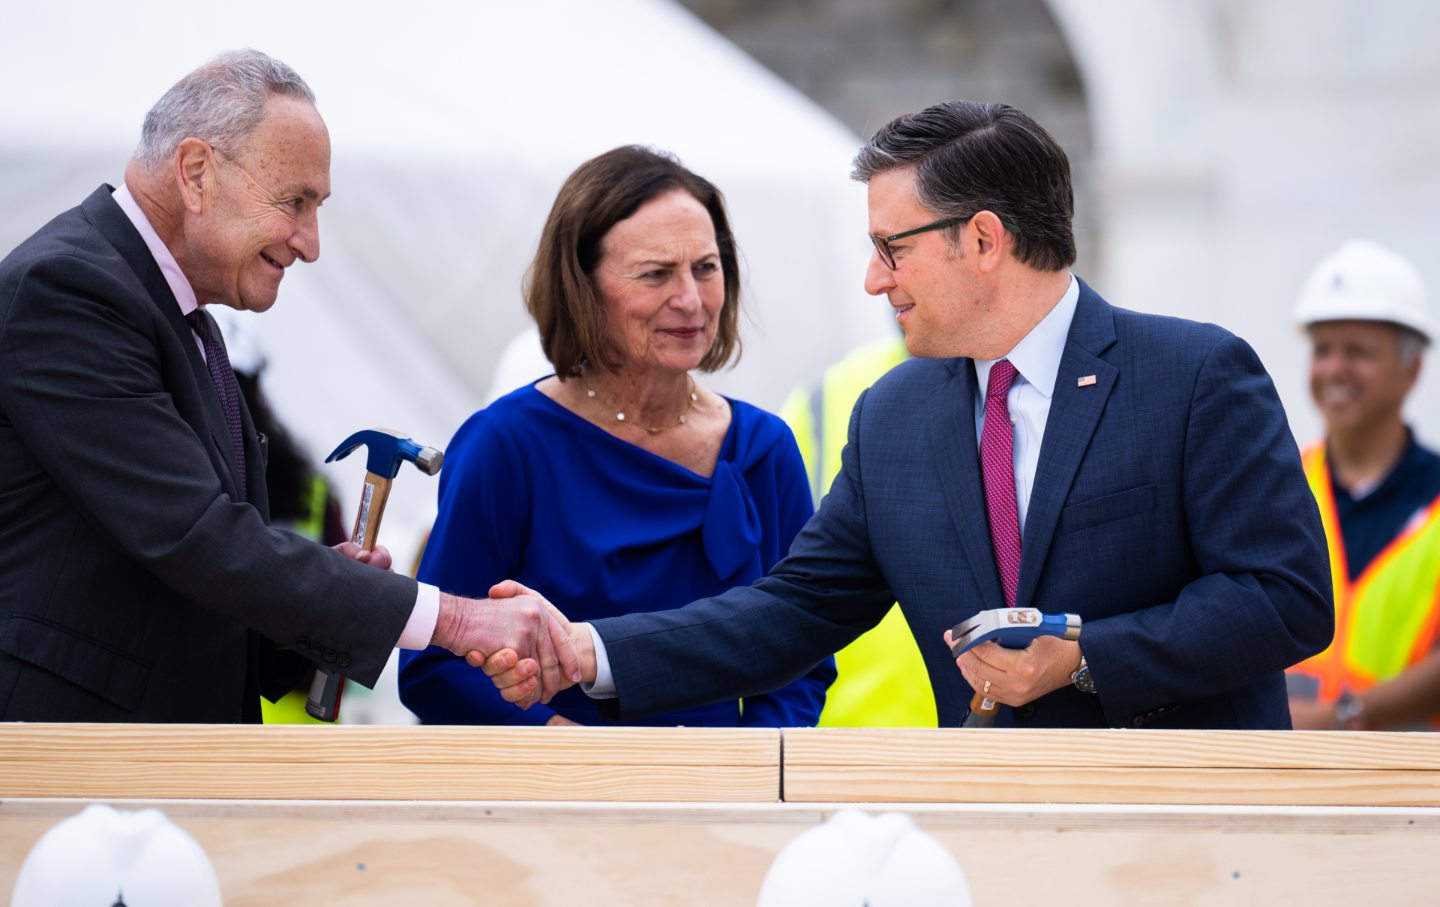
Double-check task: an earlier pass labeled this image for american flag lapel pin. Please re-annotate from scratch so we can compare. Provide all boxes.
[1077,375,1097,388]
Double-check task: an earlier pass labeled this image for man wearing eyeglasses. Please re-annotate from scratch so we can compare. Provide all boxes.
[483,100,1333,731]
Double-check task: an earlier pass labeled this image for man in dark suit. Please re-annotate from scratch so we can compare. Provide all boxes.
[482,101,1333,729]
[0,50,576,723]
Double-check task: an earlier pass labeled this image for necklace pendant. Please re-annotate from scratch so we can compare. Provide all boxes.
[616,412,626,422]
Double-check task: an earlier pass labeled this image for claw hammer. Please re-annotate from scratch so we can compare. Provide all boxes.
[948,607,1081,727]
[304,428,443,722]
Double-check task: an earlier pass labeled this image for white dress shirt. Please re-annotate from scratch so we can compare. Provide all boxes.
[112,185,439,650]
[971,274,1079,533]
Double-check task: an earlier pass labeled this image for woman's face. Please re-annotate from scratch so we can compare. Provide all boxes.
[593,190,724,376]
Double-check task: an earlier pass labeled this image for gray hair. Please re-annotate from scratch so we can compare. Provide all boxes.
[1398,327,1427,368]
[134,49,315,170]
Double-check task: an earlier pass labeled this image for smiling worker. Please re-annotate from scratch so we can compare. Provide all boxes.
[482,100,1334,730]
[1287,240,1440,730]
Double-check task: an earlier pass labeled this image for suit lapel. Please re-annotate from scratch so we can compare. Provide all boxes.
[1016,282,1118,608]
[930,359,1008,611]
[82,187,246,501]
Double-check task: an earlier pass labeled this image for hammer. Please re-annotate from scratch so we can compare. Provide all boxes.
[304,428,444,722]
[948,607,1081,727]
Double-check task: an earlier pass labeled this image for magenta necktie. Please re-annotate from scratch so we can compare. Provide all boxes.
[187,310,247,501]
[980,359,1021,607]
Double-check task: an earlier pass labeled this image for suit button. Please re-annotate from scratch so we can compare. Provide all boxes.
[308,643,324,655]
[1016,704,1036,720]
[1132,716,1146,727]
[297,636,311,649]
[336,654,352,669]
[323,648,336,663]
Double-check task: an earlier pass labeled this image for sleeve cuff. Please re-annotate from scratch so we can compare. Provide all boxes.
[580,622,617,699]
[396,582,441,650]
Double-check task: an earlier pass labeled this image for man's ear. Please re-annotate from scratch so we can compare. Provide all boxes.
[970,211,1008,272]
[175,138,214,215]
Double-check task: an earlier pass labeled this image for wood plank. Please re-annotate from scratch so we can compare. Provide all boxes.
[783,765,1440,806]
[783,727,1440,769]
[0,724,781,802]
[5,799,1440,906]
[0,762,777,801]
[0,723,778,766]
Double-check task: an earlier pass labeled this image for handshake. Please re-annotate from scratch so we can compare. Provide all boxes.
[431,580,591,707]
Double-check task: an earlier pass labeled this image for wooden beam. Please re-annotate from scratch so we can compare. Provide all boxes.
[781,728,1440,805]
[0,724,780,802]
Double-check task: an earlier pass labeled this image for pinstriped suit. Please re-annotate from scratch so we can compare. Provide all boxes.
[0,186,416,722]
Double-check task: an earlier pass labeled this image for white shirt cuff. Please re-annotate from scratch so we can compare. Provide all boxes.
[581,622,617,698]
[395,582,441,650]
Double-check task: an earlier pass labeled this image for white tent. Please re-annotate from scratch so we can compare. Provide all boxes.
[0,0,892,581]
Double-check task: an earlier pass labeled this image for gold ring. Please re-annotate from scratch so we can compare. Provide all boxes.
[983,680,992,695]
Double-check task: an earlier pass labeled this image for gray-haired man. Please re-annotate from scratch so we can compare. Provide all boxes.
[0,50,577,722]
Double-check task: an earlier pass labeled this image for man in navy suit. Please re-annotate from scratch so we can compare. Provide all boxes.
[483,101,1333,729]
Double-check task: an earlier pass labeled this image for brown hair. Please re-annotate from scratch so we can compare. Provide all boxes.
[852,101,1076,272]
[524,145,742,377]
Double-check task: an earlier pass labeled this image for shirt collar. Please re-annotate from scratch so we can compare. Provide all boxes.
[112,183,199,316]
[974,274,1080,397]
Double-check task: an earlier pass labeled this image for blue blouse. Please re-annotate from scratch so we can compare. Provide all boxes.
[399,381,835,727]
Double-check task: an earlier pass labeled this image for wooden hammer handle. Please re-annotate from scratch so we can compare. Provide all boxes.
[350,472,393,552]
[964,689,1000,728]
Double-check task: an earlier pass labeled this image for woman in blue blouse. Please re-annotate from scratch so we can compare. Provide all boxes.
[399,146,834,727]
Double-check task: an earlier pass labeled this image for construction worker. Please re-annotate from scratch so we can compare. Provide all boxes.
[780,335,937,727]
[1287,239,1440,730]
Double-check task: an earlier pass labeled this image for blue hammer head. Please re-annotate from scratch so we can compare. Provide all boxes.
[325,428,443,479]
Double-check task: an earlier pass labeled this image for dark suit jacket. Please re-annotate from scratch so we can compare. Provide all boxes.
[0,186,417,722]
[595,280,1334,729]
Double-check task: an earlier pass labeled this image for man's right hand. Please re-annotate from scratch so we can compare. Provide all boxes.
[431,585,581,708]
[475,581,596,708]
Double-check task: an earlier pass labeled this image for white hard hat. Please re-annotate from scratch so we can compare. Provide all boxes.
[11,805,222,907]
[755,810,972,907]
[1293,239,1432,343]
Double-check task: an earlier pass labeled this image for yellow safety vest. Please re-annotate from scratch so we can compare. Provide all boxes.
[1288,444,1440,704]
[780,336,937,727]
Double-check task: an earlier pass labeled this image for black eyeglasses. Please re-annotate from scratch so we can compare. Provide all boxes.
[869,215,970,269]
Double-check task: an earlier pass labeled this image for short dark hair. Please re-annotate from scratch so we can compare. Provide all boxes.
[524,145,742,378]
[852,101,1076,272]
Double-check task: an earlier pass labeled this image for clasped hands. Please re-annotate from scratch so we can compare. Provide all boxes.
[433,580,587,708]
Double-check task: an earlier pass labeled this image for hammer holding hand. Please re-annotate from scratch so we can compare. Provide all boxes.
[947,608,1081,727]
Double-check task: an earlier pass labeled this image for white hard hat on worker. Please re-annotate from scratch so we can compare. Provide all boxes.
[1293,238,1432,343]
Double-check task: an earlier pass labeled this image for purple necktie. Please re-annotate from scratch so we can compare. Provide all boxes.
[981,359,1021,607]
[187,310,247,501]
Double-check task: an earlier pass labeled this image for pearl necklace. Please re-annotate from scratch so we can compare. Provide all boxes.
[585,374,697,434]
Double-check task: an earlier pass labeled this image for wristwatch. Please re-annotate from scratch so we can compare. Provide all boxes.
[1071,654,1097,694]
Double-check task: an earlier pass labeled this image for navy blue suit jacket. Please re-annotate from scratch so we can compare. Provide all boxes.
[594,280,1334,729]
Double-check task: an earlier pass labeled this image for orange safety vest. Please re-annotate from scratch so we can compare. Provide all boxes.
[1289,444,1440,704]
